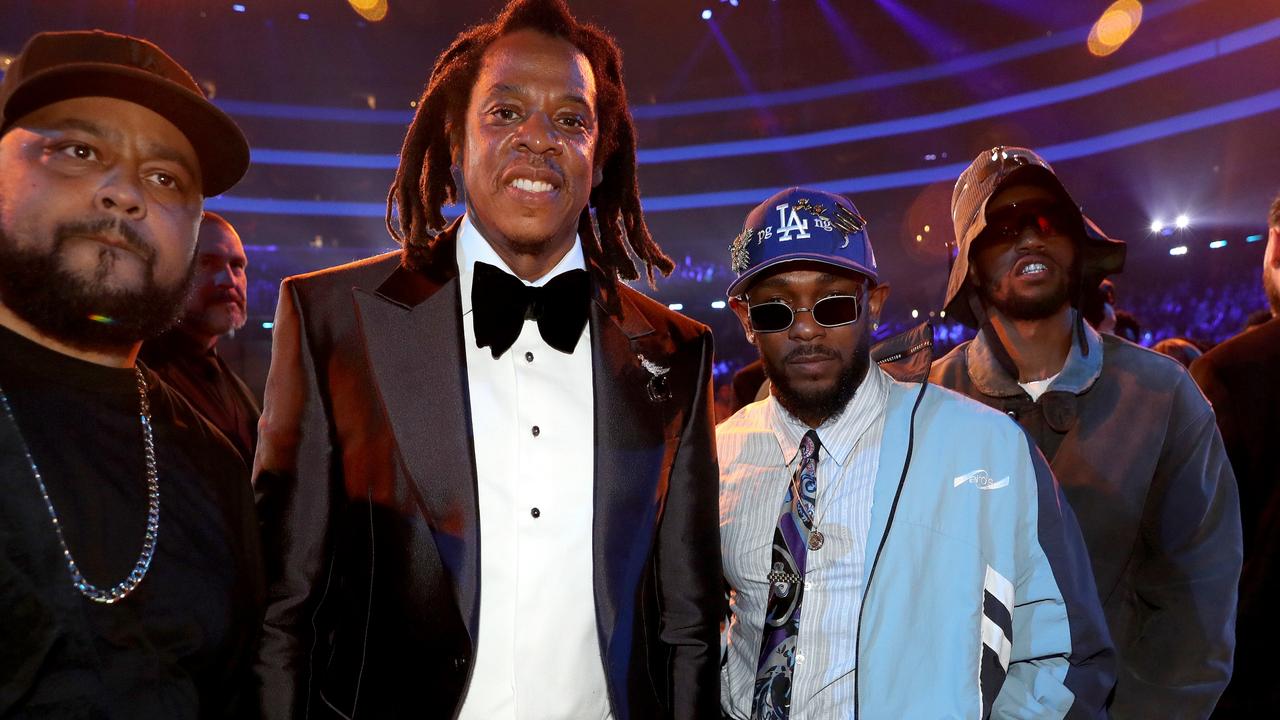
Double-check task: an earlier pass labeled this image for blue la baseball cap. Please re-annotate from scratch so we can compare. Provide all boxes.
[726,187,878,297]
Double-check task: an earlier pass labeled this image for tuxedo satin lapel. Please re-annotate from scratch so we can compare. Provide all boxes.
[590,285,670,661]
[352,255,481,641]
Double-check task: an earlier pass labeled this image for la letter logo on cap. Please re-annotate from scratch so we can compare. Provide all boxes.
[775,203,811,242]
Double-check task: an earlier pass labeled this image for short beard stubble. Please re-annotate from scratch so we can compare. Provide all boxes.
[762,326,873,427]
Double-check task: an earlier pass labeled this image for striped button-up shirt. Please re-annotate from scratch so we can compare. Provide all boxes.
[718,363,891,719]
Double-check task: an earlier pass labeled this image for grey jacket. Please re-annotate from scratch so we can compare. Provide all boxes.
[931,320,1241,719]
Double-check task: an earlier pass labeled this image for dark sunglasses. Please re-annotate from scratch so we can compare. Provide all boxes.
[747,294,861,333]
[983,201,1076,243]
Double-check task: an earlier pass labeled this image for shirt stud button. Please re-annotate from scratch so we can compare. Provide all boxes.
[531,507,541,518]
[531,425,540,437]
[525,351,534,363]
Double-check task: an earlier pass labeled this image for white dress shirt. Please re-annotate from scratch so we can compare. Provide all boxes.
[718,363,891,720]
[455,216,612,720]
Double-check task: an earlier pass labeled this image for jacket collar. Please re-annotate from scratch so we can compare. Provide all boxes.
[965,313,1103,398]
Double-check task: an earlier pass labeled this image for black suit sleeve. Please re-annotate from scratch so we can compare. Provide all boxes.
[251,279,335,719]
[656,328,724,718]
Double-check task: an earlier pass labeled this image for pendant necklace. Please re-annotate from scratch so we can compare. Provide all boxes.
[0,367,160,604]
[789,435,863,551]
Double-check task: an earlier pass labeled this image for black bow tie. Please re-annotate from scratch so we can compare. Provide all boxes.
[472,261,590,358]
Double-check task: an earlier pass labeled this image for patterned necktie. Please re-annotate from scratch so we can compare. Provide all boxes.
[752,429,820,720]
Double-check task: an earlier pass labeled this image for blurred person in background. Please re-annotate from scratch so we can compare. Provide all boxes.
[1152,336,1202,368]
[1190,191,1280,717]
[141,211,259,467]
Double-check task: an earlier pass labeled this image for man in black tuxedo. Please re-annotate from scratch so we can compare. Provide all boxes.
[1191,192,1280,716]
[252,1,722,718]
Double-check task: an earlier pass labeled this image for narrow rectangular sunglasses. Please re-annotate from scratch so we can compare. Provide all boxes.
[747,294,861,333]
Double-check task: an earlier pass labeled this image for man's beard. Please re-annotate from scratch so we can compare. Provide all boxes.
[1263,264,1280,318]
[0,218,194,352]
[978,269,1072,321]
[183,294,247,338]
[762,329,872,427]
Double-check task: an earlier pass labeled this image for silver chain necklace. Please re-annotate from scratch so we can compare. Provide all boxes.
[0,366,160,604]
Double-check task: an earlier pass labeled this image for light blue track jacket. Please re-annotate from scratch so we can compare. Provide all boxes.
[720,379,1116,719]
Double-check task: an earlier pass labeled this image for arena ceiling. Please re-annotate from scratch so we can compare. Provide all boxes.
[4,0,1279,327]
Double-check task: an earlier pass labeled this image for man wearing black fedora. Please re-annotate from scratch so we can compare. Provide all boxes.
[0,30,263,718]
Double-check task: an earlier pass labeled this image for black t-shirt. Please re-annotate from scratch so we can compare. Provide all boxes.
[0,325,264,719]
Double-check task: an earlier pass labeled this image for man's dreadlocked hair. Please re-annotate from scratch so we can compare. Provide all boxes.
[386,0,673,285]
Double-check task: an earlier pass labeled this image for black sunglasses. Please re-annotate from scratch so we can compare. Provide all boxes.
[983,201,1076,243]
[747,294,861,333]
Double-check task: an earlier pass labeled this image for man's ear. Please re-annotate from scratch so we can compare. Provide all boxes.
[592,163,604,189]
[1266,226,1280,269]
[728,296,755,342]
[866,283,891,326]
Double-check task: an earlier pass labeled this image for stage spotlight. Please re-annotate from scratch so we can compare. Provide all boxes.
[701,9,712,20]
[232,4,246,12]
[667,303,685,311]
[911,309,919,319]
[1175,214,1190,229]
[1150,219,1164,233]
[348,0,387,22]
[298,12,310,20]
[1246,234,1265,243]
[1169,245,1188,256]
[711,300,726,309]
[1088,0,1143,57]
[1209,240,1227,249]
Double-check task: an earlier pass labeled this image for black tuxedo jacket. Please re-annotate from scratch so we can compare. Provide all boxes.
[252,226,722,719]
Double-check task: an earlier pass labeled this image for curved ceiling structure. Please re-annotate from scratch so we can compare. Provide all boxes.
[3,0,1278,325]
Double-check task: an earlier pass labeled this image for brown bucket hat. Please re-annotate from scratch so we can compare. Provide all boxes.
[944,146,1126,328]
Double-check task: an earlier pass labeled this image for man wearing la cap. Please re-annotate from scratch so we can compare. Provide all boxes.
[718,187,1114,719]
[930,146,1241,717]
[0,30,263,718]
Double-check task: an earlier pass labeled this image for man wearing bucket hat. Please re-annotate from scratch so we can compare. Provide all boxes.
[718,187,1114,719]
[0,30,263,718]
[931,146,1241,717]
